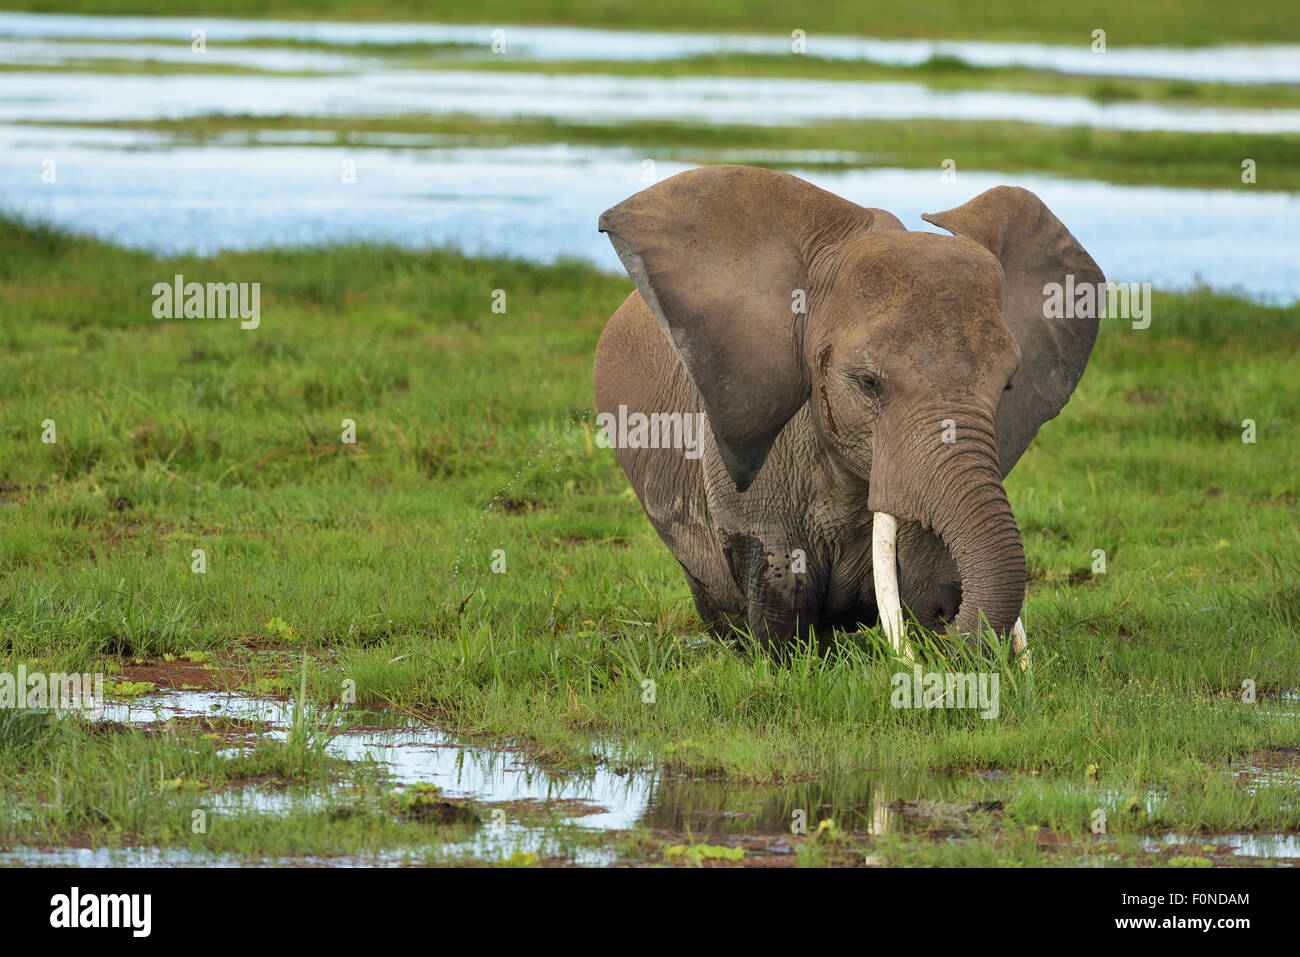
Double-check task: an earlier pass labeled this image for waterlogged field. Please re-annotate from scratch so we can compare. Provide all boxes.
[0,219,1296,866]
[0,4,1298,869]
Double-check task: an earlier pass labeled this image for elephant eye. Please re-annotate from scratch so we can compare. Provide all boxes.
[855,372,882,394]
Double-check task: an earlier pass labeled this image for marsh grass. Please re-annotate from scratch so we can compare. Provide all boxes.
[12,47,1300,110]
[49,113,1300,192]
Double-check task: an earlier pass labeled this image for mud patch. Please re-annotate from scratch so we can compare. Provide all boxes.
[115,654,254,694]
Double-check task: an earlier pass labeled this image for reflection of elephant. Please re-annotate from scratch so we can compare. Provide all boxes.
[640,769,928,837]
[593,166,1103,657]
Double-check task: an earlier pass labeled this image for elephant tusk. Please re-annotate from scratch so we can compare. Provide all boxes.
[1012,616,1031,671]
[872,512,914,661]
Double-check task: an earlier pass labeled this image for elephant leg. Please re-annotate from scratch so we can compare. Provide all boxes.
[683,568,730,638]
[1012,617,1030,671]
[744,548,802,653]
[723,532,821,655]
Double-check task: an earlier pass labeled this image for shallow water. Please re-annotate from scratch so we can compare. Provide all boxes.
[0,687,996,866]
[7,67,1299,134]
[10,688,1297,866]
[1146,833,1300,859]
[97,688,977,837]
[4,13,1300,84]
[4,128,1294,302]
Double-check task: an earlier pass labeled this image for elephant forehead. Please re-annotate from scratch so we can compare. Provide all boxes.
[838,232,1003,303]
[816,234,1019,380]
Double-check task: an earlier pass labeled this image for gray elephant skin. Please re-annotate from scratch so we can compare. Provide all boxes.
[593,165,1104,654]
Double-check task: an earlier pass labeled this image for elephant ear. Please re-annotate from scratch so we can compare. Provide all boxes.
[922,187,1104,476]
[599,165,877,492]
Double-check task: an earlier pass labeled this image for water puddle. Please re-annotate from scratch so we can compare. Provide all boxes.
[1235,763,1300,793]
[1145,832,1300,860]
[101,688,289,724]
[5,686,1004,866]
[4,13,1299,84]
[100,688,989,837]
[10,683,1295,866]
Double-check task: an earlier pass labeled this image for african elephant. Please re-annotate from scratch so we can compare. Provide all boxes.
[593,165,1103,659]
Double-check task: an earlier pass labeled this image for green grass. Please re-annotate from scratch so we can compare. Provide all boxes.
[44,113,1299,192]
[0,216,1296,865]
[8,0,1298,45]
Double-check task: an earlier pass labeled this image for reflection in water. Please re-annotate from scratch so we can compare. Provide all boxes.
[640,770,992,837]
[97,689,983,837]
[25,689,1298,866]
[1146,833,1300,859]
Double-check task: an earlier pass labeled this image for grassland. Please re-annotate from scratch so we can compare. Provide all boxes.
[0,216,1296,865]
[9,0,1299,46]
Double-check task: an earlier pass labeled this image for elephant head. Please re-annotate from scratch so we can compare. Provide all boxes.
[598,166,1103,643]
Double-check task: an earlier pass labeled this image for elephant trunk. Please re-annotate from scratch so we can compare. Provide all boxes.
[928,462,1025,640]
[869,405,1026,644]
